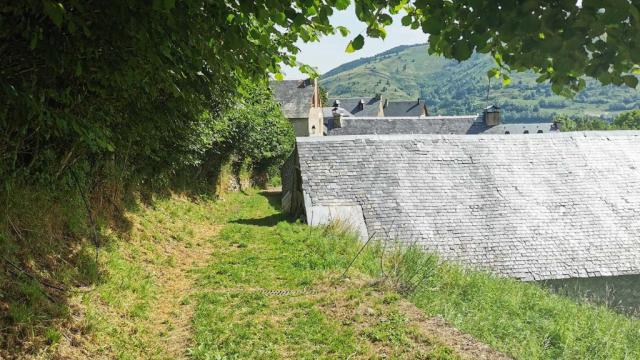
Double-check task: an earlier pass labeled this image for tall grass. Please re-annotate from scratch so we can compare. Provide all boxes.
[376,248,640,359]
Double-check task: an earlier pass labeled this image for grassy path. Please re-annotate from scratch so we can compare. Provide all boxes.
[188,190,502,359]
[39,188,640,360]
[46,189,509,359]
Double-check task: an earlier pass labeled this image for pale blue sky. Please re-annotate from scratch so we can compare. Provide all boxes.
[282,6,427,79]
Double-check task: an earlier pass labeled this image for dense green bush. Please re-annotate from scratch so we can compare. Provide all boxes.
[612,110,640,129]
[555,110,640,131]
[209,81,295,181]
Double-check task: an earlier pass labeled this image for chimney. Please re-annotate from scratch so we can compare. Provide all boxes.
[359,99,365,110]
[312,78,321,107]
[483,105,501,126]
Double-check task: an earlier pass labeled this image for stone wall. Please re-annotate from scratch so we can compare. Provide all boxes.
[292,132,640,281]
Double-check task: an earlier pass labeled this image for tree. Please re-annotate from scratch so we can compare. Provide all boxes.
[613,110,640,129]
[209,80,295,186]
[345,0,640,96]
[554,114,612,131]
[3,0,640,187]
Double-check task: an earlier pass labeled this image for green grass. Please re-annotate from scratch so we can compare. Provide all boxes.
[18,188,639,359]
[60,190,453,359]
[409,265,640,359]
[191,190,640,360]
[190,192,396,358]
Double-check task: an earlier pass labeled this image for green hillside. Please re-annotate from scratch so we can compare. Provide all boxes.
[320,44,640,123]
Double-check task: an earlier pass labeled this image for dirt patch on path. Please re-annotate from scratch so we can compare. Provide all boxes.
[143,223,219,359]
[316,278,512,359]
[396,300,513,360]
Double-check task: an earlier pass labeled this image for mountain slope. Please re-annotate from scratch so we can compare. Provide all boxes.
[320,44,640,123]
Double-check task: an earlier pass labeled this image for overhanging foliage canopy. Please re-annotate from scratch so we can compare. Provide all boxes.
[1,0,639,182]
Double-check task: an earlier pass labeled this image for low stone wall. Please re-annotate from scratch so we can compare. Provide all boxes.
[290,132,640,281]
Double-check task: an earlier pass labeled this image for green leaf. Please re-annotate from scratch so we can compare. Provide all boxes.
[502,74,511,86]
[299,64,319,78]
[29,34,38,49]
[163,0,175,10]
[275,73,284,81]
[401,15,412,26]
[335,0,350,11]
[378,14,393,26]
[487,68,499,78]
[452,41,472,60]
[551,82,563,95]
[346,34,364,53]
[336,26,350,37]
[352,34,365,50]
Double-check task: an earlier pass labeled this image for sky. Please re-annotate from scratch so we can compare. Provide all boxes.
[281,6,427,80]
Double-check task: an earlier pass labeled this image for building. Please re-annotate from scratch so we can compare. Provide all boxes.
[271,84,557,137]
[326,106,558,135]
[283,131,640,281]
[270,79,323,137]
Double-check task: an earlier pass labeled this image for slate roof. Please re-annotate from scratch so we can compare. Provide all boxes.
[327,116,557,135]
[383,99,428,116]
[292,132,640,281]
[321,106,352,119]
[270,79,314,119]
[329,97,381,117]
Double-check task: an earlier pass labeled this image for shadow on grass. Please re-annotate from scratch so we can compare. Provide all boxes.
[259,189,283,211]
[231,213,291,227]
[230,190,296,227]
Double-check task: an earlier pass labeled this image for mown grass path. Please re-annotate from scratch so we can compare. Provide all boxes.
[189,190,506,359]
[50,189,510,359]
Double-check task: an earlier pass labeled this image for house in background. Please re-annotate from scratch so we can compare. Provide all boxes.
[270,79,323,137]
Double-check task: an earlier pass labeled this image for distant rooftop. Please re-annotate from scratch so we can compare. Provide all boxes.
[270,79,315,119]
[328,97,382,117]
[327,115,558,136]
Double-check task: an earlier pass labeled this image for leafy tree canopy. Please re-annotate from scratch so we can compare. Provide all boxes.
[555,110,640,131]
[343,0,640,96]
[2,0,639,185]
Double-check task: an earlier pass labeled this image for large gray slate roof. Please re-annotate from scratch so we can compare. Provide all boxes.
[328,116,557,135]
[270,79,314,119]
[294,132,640,280]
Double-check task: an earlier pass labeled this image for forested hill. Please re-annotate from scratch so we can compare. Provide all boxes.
[320,44,640,123]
